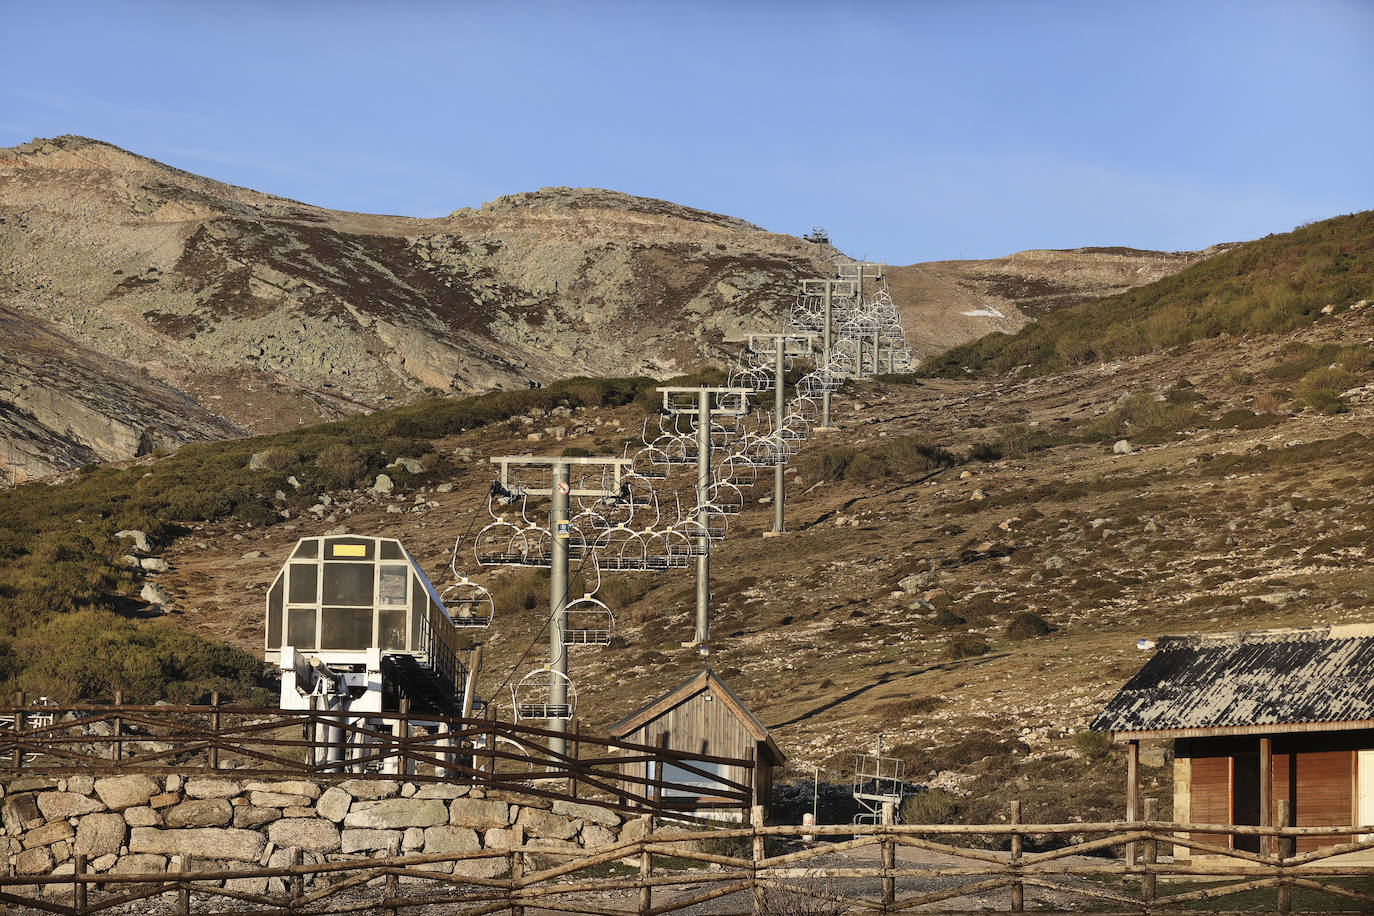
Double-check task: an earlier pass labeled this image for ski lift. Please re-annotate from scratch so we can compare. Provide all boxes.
[474,489,528,566]
[439,576,495,628]
[512,667,576,721]
[565,595,614,646]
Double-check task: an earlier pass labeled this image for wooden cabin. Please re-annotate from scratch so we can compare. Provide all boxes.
[1093,624,1374,860]
[609,668,785,819]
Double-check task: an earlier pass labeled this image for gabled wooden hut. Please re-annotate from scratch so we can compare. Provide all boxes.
[609,668,785,818]
[1093,624,1374,859]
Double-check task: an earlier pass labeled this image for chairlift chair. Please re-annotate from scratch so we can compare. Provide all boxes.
[511,667,576,722]
[439,576,495,628]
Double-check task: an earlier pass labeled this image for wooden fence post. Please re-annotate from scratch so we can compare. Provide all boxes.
[397,699,411,777]
[751,805,766,915]
[485,702,497,782]
[638,814,653,916]
[1142,797,1158,906]
[290,848,303,900]
[208,691,221,770]
[881,800,896,911]
[177,854,192,916]
[1125,739,1139,866]
[568,720,580,797]
[510,823,525,916]
[1277,799,1292,915]
[1009,800,1023,913]
[73,853,87,911]
[112,691,123,766]
[384,839,400,916]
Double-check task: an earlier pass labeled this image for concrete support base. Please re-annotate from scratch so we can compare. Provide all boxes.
[762,531,783,539]
[814,426,840,432]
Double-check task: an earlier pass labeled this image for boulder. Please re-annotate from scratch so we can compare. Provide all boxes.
[244,780,321,800]
[15,846,53,874]
[124,807,163,828]
[164,799,233,828]
[65,775,95,796]
[249,790,314,808]
[234,806,281,829]
[94,775,159,811]
[517,807,579,840]
[2,794,41,832]
[484,826,518,849]
[388,458,423,474]
[225,876,270,894]
[414,783,468,800]
[372,474,395,494]
[115,529,150,553]
[344,798,448,830]
[448,797,508,829]
[129,827,266,862]
[38,791,105,818]
[337,779,399,799]
[183,777,242,799]
[316,786,351,822]
[75,813,127,857]
[581,824,617,848]
[22,820,74,849]
[140,583,173,605]
[552,799,621,828]
[110,853,168,874]
[341,828,401,854]
[139,557,169,572]
[268,818,340,854]
[422,825,478,854]
[1113,439,1133,454]
[403,826,425,851]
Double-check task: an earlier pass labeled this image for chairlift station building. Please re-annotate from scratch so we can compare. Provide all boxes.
[1094,624,1374,859]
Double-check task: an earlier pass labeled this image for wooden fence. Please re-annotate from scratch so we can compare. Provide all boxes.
[3,808,1374,914]
[0,700,756,820]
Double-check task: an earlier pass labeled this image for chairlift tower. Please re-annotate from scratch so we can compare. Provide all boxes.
[744,332,819,535]
[797,278,859,429]
[656,386,752,645]
[488,455,634,756]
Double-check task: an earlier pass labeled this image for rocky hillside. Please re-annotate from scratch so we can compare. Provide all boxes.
[885,246,1219,359]
[0,135,1202,482]
[126,298,1374,826]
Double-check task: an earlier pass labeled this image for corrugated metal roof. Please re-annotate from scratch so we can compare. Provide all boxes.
[1092,624,1374,735]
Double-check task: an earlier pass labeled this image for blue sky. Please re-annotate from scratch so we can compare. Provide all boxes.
[5,0,1372,262]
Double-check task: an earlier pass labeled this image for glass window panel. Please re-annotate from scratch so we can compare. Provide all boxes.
[380,541,404,560]
[662,761,729,797]
[266,575,284,649]
[321,607,373,650]
[322,563,374,606]
[378,566,408,605]
[378,607,407,651]
[287,607,317,649]
[412,576,427,645]
[292,539,319,559]
[288,564,318,604]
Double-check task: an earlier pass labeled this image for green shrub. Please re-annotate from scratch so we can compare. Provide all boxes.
[901,789,960,824]
[801,446,856,481]
[995,423,1036,458]
[314,444,369,487]
[561,446,593,458]
[1072,730,1115,759]
[967,442,1002,462]
[843,436,956,485]
[944,637,991,660]
[1005,612,1052,640]
[933,608,966,629]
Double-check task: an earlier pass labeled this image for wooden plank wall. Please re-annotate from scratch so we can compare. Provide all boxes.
[1273,750,1355,851]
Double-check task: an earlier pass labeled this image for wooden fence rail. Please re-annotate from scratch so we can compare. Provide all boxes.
[3,810,1374,914]
[0,701,755,821]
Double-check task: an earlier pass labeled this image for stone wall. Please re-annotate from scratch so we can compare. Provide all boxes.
[0,775,627,895]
